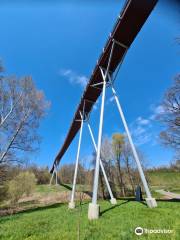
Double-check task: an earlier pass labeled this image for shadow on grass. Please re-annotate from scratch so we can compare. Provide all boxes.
[13,198,179,217]
[60,183,72,191]
[156,198,180,203]
[117,197,180,203]
[116,197,143,203]
[100,198,155,216]
[21,202,65,214]
[100,200,129,216]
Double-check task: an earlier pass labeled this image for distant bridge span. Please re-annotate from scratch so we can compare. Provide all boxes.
[50,0,158,173]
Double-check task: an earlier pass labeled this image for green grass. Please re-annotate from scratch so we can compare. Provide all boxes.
[0,200,179,240]
[0,169,179,239]
[148,170,180,198]
[148,170,180,191]
[35,184,86,195]
[35,184,68,194]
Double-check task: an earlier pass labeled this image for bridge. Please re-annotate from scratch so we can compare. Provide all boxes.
[50,0,158,220]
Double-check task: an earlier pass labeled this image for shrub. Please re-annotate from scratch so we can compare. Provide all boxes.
[28,165,51,184]
[7,179,23,204]
[34,168,50,185]
[0,184,8,202]
[7,171,37,204]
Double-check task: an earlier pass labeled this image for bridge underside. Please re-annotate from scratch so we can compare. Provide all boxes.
[50,0,158,173]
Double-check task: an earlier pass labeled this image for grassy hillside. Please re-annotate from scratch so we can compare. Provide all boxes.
[0,169,179,239]
[0,200,179,240]
[148,170,180,193]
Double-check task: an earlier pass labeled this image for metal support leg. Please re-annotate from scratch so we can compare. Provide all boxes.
[55,165,58,185]
[49,167,55,185]
[69,114,84,209]
[88,42,115,220]
[111,86,157,208]
[92,79,106,204]
[88,79,107,219]
[87,123,117,205]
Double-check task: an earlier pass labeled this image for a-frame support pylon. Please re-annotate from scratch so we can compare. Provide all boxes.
[88,40,157,220]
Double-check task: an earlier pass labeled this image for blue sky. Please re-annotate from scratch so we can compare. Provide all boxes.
[0,1,179,168]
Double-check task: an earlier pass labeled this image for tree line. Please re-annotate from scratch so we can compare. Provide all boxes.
[59,134,147,198]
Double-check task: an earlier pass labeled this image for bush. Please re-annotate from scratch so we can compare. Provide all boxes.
[7,171,37,204]
[34,168,50,185]
[0,184,8,202]
[28,165,51,184]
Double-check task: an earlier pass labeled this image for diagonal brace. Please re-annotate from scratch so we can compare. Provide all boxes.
[87,122,117,205]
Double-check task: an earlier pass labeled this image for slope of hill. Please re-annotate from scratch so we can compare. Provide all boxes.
[0,200,179,240]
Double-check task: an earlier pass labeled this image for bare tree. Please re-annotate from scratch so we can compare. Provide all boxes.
[59,163,86,185]
[91,151,106,199]
[101,138,114,178]
[100,137,115,196]
[0,72,49,165]
[112,133,126,197]
[122,141,135,193]
[0,77,22,128]
[158,75,180,159]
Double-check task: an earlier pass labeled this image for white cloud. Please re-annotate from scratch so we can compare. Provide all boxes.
[108,96,114,103]
[133,126,146,136]
[130,116,153,146]
[131,123,152,146]
[61,69,72,76]
[153,105,165,115]
[136,117,150,126]
[130,104,165,146]
[106,96,115,106]
[149,105,165,120]
[59,69,88,88]
[135,133,152,146]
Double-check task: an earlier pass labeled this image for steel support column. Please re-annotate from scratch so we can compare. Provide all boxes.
[111,86,157,208]
[88,42,116,220]
[49,166,55,185]
[88,78,106,219]
[92,78,106,205]
[55,165,58,185]
[68,112,84,209]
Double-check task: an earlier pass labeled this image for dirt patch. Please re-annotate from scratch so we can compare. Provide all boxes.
[0,191,91,217]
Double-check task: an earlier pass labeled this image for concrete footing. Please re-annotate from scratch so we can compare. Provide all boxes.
[110,198,117,205]
[88,203,100,220]
[68,201,75,209]
[145,198,157,208]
